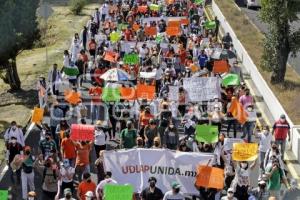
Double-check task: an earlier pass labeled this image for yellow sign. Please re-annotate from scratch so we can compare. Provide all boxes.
[232,143,258,161]
[31,107,44,123]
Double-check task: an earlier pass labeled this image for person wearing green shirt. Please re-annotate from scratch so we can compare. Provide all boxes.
[120,121,137,149]
[265,158,290,199]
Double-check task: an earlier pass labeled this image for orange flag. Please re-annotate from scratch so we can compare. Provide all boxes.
[120,87,136,100]
[104,51,118,63]
[195,166,224,189]
[228,97,248,124]
[136,84,155,100]
[166,26,181,36]
[145,27,157,36]
[168,20,181,27]
[65,90,81,105]
[213,60,229,73]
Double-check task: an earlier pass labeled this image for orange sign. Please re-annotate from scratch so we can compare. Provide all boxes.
[195,166,224,189]
[213,60,229,73]
[181,18,189,25]
[104,51,118,63]
[120,87,136,100]
[65,90,81,105]
[228,97,248,124]
[166,26,181,36]
[31,107,44,123]
[132,24,140,32]
[136,84,155,100]
[138,6,148,13]
[168,20,181,27]
[145,27,157,36]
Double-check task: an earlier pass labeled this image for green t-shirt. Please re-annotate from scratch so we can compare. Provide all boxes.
[266,166,283,191]
[120,128,137,149]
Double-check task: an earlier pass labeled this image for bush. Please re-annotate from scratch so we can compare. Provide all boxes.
[69,0,87,15]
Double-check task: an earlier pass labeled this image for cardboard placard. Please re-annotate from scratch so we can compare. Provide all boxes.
[195,125,219,143]
[102,88,121,102]
[232,143,258,161]
[70,124,94,141]
[104,51,118,63]
[195,166,224,189]
[31,107,44,123]
[104,184,134,200]
[136,84,155,100]
[213,60,229,73]
[145,26,157,36]
[168,20,181,27]
[120,87,136,100]
[166,26,181,36]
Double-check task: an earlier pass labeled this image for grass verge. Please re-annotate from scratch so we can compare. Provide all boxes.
[214,0,300,124]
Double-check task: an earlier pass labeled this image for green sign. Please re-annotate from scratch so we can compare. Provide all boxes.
[222,73,240,87]
[63,67,79,76]
[124,53,139,65]
[195,125,219,143]
[104,184,133,200]
[150,4,160,11]
[118,23,129,31]
[204,21,216,30]
[195,0,204,5]
[110,31,121,43]
[0,190,8,200]
[102,88,121,102]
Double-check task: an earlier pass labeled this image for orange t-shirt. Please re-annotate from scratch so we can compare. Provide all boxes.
[61,138,76,159]
[139,112,154,127]
[78,181,96,200]
[75,143,92,167]
[89,86,102,103]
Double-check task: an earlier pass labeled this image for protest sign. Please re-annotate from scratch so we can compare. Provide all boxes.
[195,166,224,189]
[31,107,44,123]
[183,77,220,102]
[110,32,121,43]
[71,124,94,141]
[166,26,181,36]
[104,184,133,200]
[0,190,8,200]
[229,97,248,124]
[150,4,160,11]
[64,90,81,105]
[181,18,189,25]
[223,138,244,151]
[168,20,181,27]
[195,125,218,143]
[222,73,240,87]
[204,21,216,29]
[140,71,156,79]
[124,53,139,65]
[102,88,121,102]
[213,60,229,73]
[63,67,79,76]
[138,6,148,13]
[120,87,136,100]
[132,24,140,32]
[168,86,179,101]
[104,51,118,63]
[232,143,258,161]
[104,148,214,194]
[136,84,155,100]
[145,26,157,36]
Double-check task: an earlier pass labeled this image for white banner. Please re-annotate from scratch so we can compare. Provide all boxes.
[183,77,221,102]
[104,148,214,194]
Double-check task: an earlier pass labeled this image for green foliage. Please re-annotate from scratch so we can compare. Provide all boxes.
[69,0,87,15]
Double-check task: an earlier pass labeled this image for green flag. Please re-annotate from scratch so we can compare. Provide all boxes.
[195,0,204,5]
[204,21,216,29]
[124,53,139,65]
[0,190,8,200]
[150,4,160,11]
[110,31,121,43]
[104,184,133,200]
[102,88,121,102]
[63,67,79,76]
[222,73,240,87]
[195,125,219,143]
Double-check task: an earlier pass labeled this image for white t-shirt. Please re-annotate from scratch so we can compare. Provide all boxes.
[257,131,272,152]
[60,167,75,183]
[163,191,185,200]
[94,130,106,146]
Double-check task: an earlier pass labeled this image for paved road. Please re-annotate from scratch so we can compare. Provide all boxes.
[235,0,300,74]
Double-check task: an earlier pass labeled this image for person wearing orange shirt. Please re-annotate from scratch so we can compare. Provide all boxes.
[75,141,93,182]
[77,172,96,200]
[88,39,97,58]
[139,106,154,139]
[60,131,76,167]
[89,83,103,124]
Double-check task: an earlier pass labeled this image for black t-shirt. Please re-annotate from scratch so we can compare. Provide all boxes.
[141,187,164,200]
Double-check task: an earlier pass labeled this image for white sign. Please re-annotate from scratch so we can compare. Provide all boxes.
[104,148,214,194]
[168,86,179,101]
[183,77,221,102]
[140,71,156,79]
[223,138,244,151]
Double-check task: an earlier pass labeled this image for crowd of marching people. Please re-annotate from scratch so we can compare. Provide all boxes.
[3,0,298,199]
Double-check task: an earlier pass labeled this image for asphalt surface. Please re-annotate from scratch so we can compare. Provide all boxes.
[234,0,300,74]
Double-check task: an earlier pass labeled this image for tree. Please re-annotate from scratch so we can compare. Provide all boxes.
[0,0,40,91]
[260,0,300,84]
[69,0,87,15]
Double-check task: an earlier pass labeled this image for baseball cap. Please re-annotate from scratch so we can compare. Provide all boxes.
[280,114,286,119]
[148,177,157,183]
[64,188,72,196]
[85,191,94,197]
[227,188,234,193]
[171,181,181,189]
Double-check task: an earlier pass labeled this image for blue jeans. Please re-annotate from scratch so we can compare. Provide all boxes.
[91,103,100,124]
[242,121,255,142]
[275,139,286,160]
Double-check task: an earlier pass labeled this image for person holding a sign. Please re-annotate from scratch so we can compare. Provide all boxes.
[77,172,96,200]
